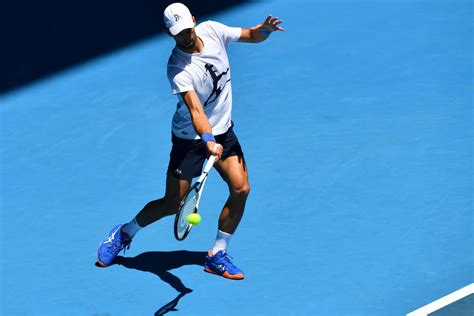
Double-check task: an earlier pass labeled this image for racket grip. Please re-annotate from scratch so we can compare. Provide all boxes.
[203,155,217,174]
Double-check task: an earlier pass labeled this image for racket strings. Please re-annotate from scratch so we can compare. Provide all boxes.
[182,191,198,215]
[177,190,199,238]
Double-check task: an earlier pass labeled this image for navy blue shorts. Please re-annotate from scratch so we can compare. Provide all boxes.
[167,125,244,180]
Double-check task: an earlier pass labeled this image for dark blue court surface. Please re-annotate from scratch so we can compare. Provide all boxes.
[1,0,472,315]
[429,294,474,316]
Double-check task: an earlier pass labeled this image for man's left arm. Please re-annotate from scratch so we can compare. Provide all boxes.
[238,15,285,43]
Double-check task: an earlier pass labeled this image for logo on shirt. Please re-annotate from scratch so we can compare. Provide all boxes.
[203,63,230,107]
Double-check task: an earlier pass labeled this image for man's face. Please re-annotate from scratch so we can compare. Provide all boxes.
[173,28,197,49]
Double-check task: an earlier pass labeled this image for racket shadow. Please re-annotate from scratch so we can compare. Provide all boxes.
[114,250,206,293]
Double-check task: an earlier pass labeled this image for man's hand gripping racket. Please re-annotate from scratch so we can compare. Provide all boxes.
[174,147,218,241]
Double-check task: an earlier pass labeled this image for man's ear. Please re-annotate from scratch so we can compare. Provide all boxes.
[192,16,196,26]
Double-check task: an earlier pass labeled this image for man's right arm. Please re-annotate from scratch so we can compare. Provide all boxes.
[180,90,223,159]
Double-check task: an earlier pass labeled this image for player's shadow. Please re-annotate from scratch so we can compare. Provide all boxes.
[114,251,207,315]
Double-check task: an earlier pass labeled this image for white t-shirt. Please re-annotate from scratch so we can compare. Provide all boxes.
[167,21,242,139]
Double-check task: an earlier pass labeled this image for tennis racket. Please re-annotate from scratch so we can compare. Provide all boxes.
[174,154,216,241]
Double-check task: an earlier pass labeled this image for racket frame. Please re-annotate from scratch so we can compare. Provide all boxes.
[174,155,216,240]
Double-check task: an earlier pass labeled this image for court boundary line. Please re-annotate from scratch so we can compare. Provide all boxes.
[406,283,474,316]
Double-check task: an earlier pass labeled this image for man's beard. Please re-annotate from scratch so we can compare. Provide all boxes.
[184,39,195,48]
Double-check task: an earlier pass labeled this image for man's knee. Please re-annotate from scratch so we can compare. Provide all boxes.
[230,182,251,198]
[162,195,181,215]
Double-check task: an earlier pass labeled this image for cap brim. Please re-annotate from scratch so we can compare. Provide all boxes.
[169,20,195,36]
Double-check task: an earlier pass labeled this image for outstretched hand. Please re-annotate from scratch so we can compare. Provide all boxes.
[261,15,285,32]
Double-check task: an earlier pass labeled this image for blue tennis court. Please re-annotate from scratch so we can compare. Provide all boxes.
[1,0,472,315]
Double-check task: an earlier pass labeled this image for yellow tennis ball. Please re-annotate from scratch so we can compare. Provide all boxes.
[186,213,201,225]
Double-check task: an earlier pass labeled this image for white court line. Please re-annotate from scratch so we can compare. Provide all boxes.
[407,283,474,316]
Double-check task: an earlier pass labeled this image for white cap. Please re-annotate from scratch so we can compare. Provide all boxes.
[163,3,195,36]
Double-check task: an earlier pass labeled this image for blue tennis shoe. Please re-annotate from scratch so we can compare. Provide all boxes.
[204,250,245,280]
[97,224,131,267]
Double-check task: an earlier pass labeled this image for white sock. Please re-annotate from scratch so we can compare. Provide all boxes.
[121,217,142,239]
[212,230,232,255]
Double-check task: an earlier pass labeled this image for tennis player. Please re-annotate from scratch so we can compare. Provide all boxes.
[97,2,284,280]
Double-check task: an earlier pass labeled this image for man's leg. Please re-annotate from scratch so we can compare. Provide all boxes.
[97,173,190,267]
[214,155,250,234]
[204,155,249,280]
[133,173,190,228]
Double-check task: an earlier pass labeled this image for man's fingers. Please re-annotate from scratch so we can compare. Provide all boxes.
[272,18,284,31]
[213,143,223,160]
[207,142,223,161]
[215,143,223,152]
[213,143,220,161]
[265,16,284,32]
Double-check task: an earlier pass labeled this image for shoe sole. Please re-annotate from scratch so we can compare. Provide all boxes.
[96,260,109,267]
[204,267,244,280]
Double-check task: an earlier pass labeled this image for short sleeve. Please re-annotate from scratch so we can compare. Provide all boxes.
[168,69,194,95]
[207,21,242,46]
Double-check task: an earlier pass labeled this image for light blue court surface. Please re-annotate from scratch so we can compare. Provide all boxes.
[1,0,472,315]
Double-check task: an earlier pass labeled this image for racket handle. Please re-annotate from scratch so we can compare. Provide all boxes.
[196,155,216,183]
[203,155,216,174]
